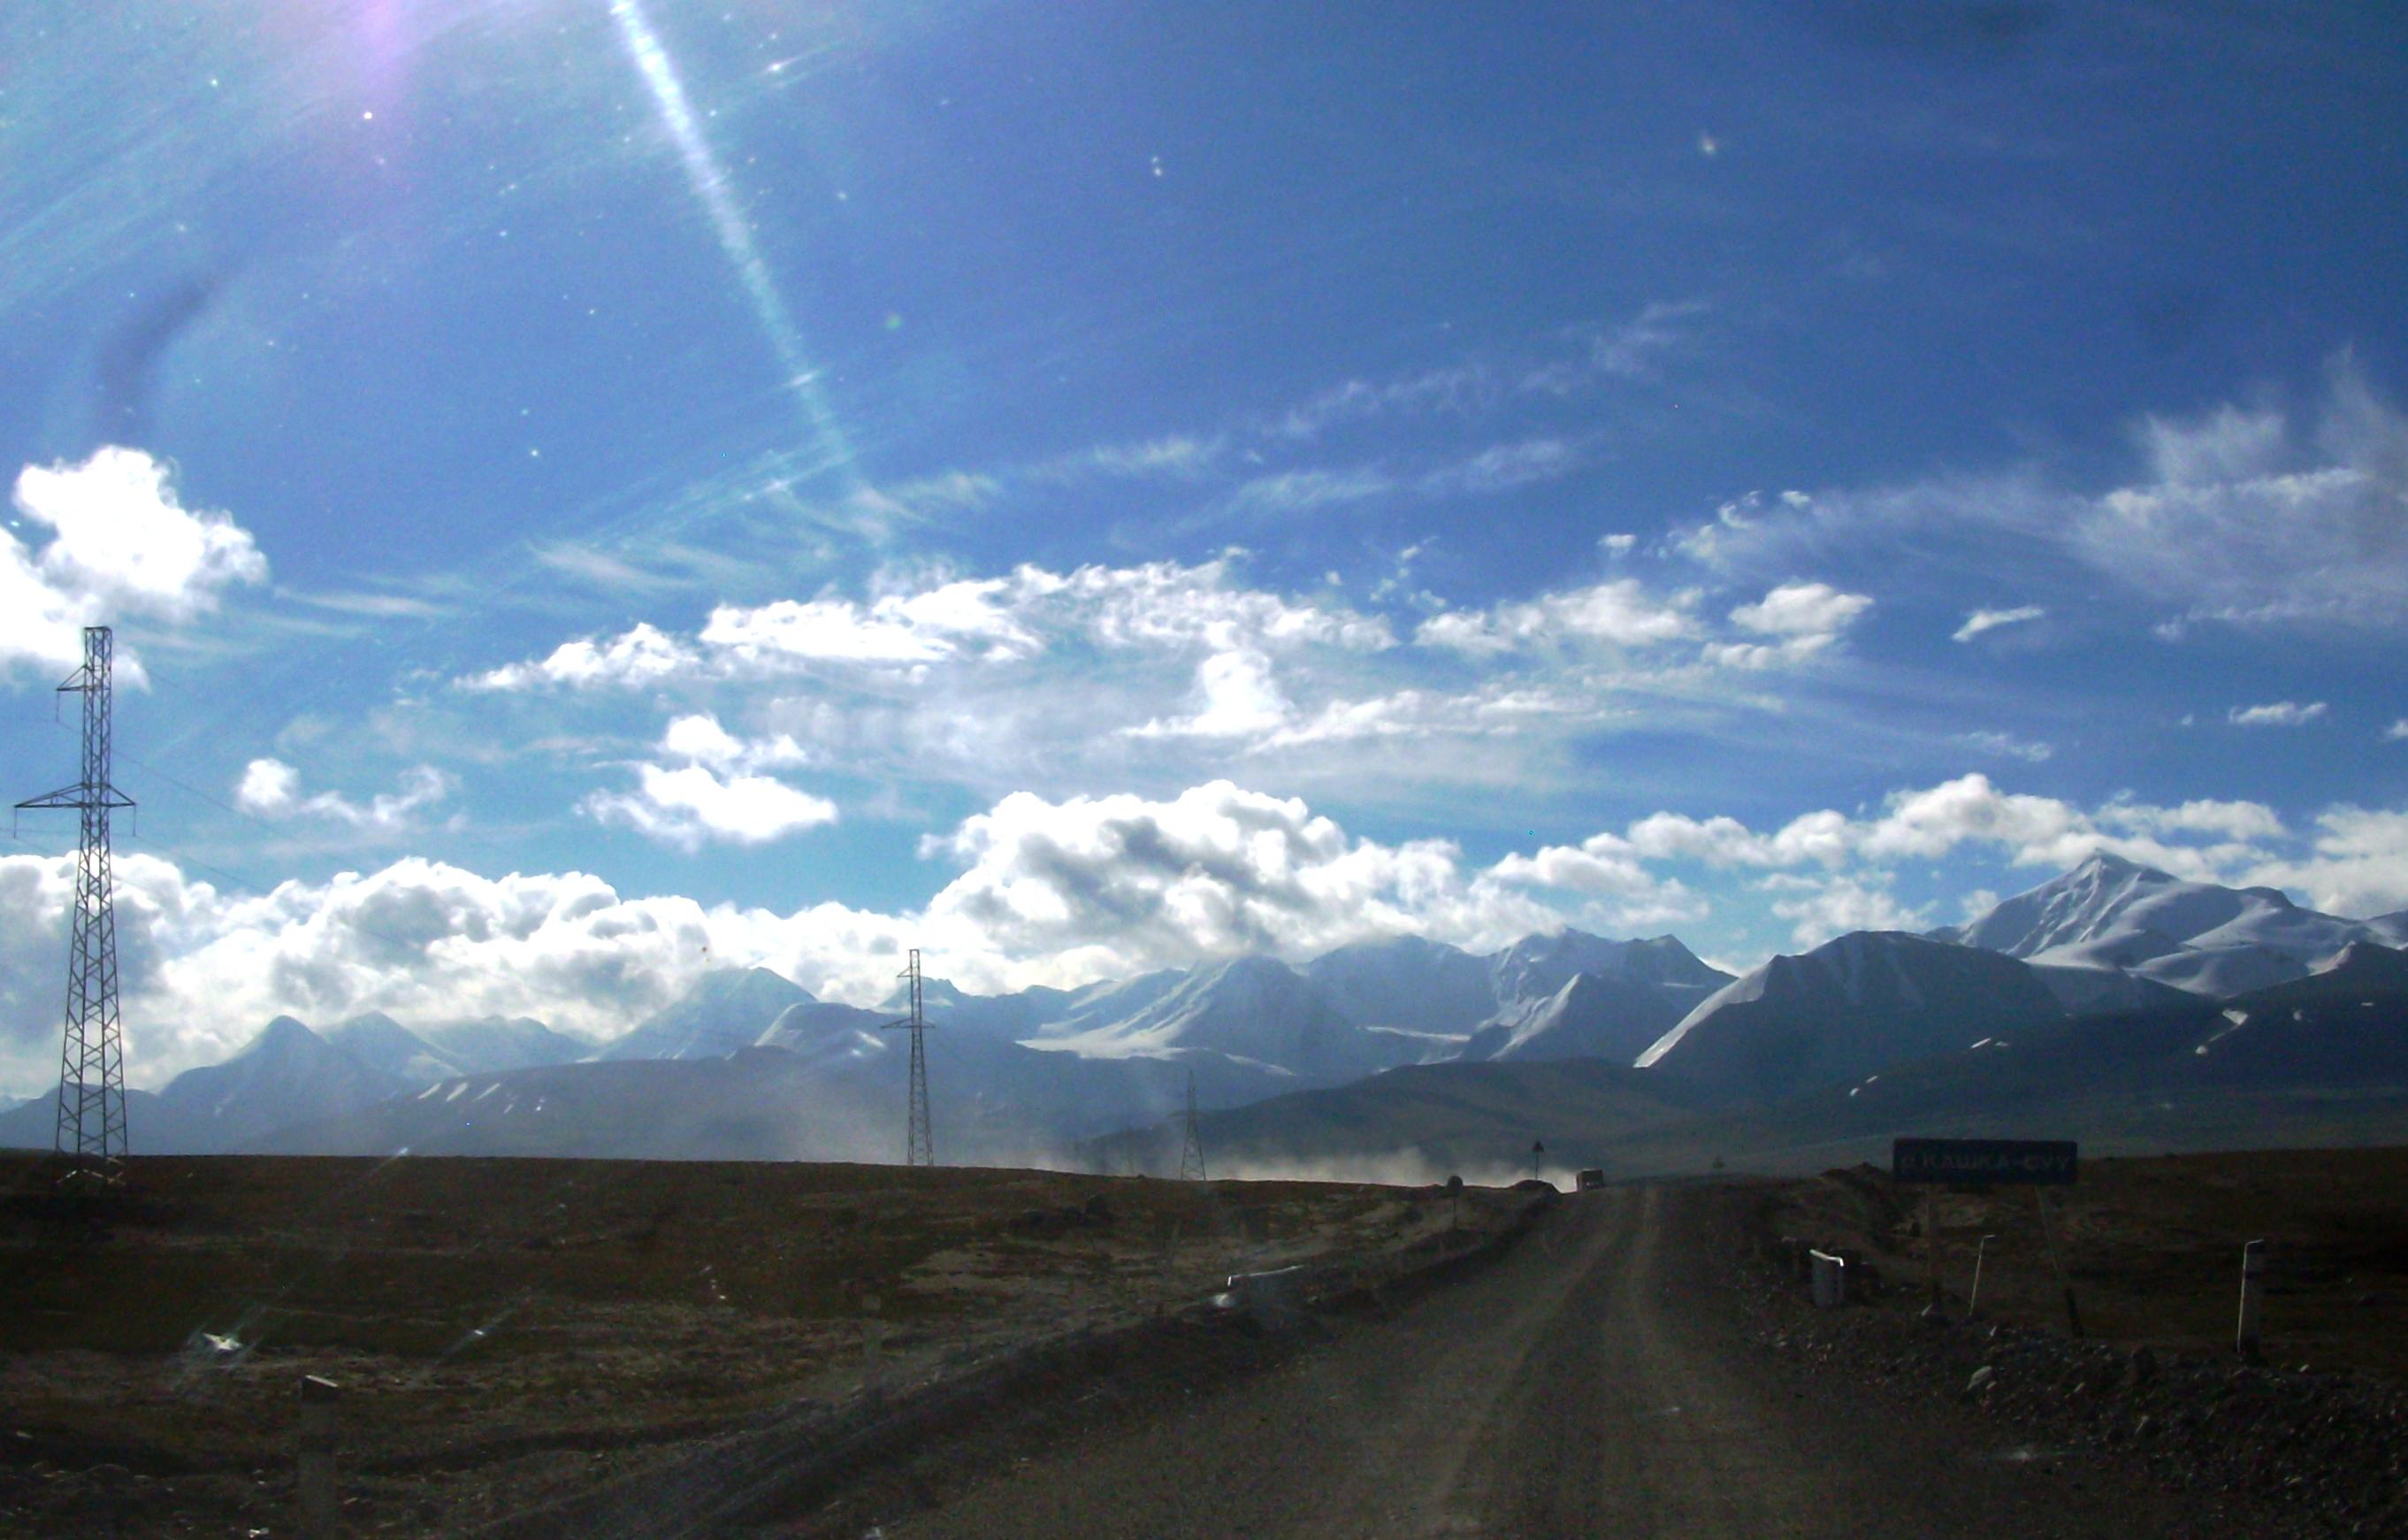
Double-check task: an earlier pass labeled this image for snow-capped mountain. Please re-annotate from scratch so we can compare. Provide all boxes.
[753,999,894,1073]
[599,968,811,1061]
[1637,931,2069,1104]
[325,1013,463,1084]
[417,1015,596,1073]
[1301,933,1502,1038]
[1024,954,1402,1083]
[1488,931,1729,1009]
[1943,853,2395,998]
[154,1016,410,1150]
[1460,970,1700,1066]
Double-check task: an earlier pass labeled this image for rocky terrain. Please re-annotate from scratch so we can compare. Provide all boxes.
[1746,1147,2408,1537]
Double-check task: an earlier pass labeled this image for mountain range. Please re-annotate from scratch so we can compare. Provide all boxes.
[4,853,2401,1169]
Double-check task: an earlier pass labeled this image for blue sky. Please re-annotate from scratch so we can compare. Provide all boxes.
[4,1,2405,1086]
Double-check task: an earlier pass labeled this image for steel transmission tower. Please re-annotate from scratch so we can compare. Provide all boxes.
[1178,1067,1208,1182]
[883,948,935,1167]
[16,626,137,1171]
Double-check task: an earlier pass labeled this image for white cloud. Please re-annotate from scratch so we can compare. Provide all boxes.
[467,557,1395,693]
[463,622,697,691]
[233,758,454,832]
[584,763,837,851]
[1126,649,1293,739]
[1416,438,1581,497]
[2075,362,2408,629]
[1731,581,1872,639]
[2098,797,2287,842]
[1763,875,1930,949]
[923,780,1556,980]
[1953,604,2045,642]
[1220,467,1395,520]
[1501,773,2283,890]
[1953,730,2054,763]
[581,714,836,850]
[2228,701,2328,728]
[2387,719,2408,742]
[2,448,267,676]
[1656,360,2408,638]
[1415,578,1698,655]
[9,770,2404,1092]
[1707,580,1872,668]
[658,712,808,772]
[2247,807,2408,918]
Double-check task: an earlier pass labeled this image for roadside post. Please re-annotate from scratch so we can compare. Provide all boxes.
[296,1375,340,1539]
[1892,1138,2079,1329]
[2236,1238,2268,1361]
[1446,1174,1464,1233]
[1808,1249,1847,1308]
[2031,1189,2083,1338]
[861,1294,885,1398]
[1923,1189,1943,1309]
[1968,1233,1999,1319]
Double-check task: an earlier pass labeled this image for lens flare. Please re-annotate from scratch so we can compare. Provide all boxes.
[604,0,860,490]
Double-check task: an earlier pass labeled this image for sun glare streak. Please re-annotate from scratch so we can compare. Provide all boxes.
[604,0,861,491]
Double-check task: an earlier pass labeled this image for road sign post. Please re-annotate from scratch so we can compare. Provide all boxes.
[2236,1239,2268,1360]
[1892,1139,2080,1330]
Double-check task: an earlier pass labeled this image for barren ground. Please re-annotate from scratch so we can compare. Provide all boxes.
[0,1153,1512,1536]
[1761,1145,2408,1376]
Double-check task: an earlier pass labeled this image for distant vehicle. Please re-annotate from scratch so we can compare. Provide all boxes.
[1576,1168,1605,1191]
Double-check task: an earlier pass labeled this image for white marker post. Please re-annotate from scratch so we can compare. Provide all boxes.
[2236,1239,2267,1361]
[1968,1233,1999,1319]
[296,1375,340,1539]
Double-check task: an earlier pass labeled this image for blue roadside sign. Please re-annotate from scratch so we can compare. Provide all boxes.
[1892,1138,2077,1185]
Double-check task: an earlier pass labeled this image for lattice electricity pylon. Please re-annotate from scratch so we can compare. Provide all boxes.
[15,626,137,1172]
[882,948,935,1167]
[1177,1067,1208,1182]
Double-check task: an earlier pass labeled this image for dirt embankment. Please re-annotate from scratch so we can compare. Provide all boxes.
[1743,1146,2408,1537]
[0,1153,1523,1536]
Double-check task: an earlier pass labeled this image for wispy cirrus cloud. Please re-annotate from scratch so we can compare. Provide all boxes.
[1671,357,2408,638]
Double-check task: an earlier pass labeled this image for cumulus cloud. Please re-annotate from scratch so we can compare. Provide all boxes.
[2387,720,2408,742]
[922,780,1557,982]
[2,447,267,676]
[1126,649,1293,739]
[1953,604,2045,642]
[9,769,2404,1091]
[1709,580,1872,667]
[1415,578,1698,655]
[1762,875,1930,949]
[463,622,697,691]
[581,714,837,850]
[1494,773,2284,890]
[2247,807,2408,918]
[2228,701,2328,728]
[0,780,1579,1084]
[467,557,1393,693]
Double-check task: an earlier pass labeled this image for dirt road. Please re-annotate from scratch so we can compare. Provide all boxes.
[872,1185,2214,1540]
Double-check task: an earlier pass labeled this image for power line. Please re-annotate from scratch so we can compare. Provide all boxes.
[882,948,935,1168]
[1177,1066,1207,1183]
[15,626,136,1176]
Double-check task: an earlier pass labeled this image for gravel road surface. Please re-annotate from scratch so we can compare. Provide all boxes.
[879,1185,2216,1539]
